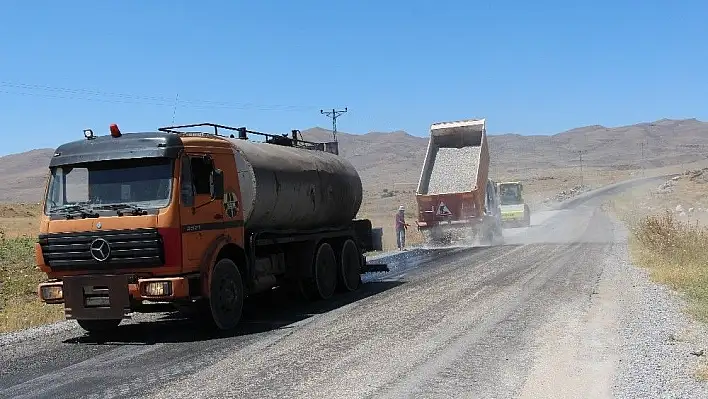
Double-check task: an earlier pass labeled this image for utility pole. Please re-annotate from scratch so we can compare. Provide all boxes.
[320,107,348,141]
[639,141,646,176]
[573,150,588,188]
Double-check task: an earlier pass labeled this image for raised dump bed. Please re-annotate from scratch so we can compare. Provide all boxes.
[416,118,489,200]
[415,118,499,243]
[421,147,483,195]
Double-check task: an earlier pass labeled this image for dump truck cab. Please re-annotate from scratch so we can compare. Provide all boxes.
[37,123,384,334]
[497,181,531,227]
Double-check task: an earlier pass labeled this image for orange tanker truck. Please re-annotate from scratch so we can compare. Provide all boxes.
[36,122,384,334]
[414,118,503,245]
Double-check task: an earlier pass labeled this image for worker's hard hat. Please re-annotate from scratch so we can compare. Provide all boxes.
[398,205,405,211]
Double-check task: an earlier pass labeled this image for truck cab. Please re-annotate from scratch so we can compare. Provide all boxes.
[37,125,234,333]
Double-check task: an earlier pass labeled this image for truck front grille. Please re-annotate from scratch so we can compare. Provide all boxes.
[38,228,164,271]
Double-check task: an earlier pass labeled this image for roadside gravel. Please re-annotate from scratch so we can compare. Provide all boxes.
[425,146,481,194]
[0,320,74,348]
[609,215,708,398]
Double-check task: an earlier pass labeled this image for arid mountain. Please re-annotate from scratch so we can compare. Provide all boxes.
[301,118,708,187]
[0,149,55,203]
[1,118,707,202]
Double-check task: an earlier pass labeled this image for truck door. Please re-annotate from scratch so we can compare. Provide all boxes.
[179,154,226,267]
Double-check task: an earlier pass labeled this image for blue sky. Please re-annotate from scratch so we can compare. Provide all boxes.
[1,0,706,156]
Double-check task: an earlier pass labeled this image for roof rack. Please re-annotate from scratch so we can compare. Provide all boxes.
[158,123,339,154]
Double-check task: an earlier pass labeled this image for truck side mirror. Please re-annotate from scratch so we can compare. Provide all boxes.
[210,169,224,200]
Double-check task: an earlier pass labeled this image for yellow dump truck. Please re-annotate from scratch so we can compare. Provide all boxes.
[497,181,531,227]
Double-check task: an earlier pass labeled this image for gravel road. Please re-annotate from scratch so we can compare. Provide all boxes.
[1,179,707,398]
[424,146,481,194]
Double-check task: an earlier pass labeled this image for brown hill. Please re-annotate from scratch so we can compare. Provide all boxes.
[301,118,708,188]
[0,149,55,203]
[1,118,707,203]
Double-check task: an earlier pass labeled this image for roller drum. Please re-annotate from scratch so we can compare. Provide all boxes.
[229,138,363,231]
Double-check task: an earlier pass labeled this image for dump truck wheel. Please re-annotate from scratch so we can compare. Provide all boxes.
[491,220,504,245]
[312,242,338,300]
[76,318,121,334]
[208,258,244,331]
[338,239,362,292]
[494,226,505,245]
[480,226,494,245]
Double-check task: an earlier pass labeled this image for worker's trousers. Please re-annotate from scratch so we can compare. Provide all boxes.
[396,228,406,249]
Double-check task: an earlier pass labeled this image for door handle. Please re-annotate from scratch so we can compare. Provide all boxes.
[214,213,223,220]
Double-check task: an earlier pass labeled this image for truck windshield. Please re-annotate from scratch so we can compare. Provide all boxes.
[44,158,174,216]
[499,185,522,205]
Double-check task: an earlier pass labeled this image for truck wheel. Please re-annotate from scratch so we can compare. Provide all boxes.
[338,239,362,292]
[484,228,495,246]
[494,226,505,245]
[208,258,244,331]
[76,318,121,334]
[312,242,338,300]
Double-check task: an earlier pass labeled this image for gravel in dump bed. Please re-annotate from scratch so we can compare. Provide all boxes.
[426,146,481,194]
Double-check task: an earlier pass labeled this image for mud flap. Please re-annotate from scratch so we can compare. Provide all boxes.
[63,275,131,320]
[363,263,390,273]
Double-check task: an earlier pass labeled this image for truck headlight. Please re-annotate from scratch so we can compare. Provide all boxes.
[40,285,63,301]
[142,281,172,297]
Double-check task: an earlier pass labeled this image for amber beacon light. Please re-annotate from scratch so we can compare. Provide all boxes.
[109,123,122,138]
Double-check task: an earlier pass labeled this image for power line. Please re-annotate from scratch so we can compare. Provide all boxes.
[172,93,180,124]
[0,81,320,112]
[320,107,348,141]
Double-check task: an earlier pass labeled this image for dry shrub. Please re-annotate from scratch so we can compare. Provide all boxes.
[634,211,707,256]
[630,211,708,322]
[0,231,63,332]
[698,363,708,381]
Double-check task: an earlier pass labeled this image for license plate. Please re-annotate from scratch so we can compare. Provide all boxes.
[84,296,110,307]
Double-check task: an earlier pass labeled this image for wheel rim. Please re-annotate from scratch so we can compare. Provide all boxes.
[217,278,238,313]
[211,265,242,329]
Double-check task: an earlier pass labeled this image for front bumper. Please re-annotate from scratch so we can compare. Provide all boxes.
[38,275,190,320]
[501,212,524,221]
[501,212,527,227]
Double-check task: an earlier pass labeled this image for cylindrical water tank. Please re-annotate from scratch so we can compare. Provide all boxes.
[228,138,363,231]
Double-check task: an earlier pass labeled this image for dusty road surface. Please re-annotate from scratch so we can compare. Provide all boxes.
[1,176,707,399]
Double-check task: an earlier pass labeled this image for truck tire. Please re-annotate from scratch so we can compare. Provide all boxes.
[338,239,362,292]
[484,227,494,245]
[298,242,339,301]
[312,242,338,300]
[76,318,121,334]
[490,218,504,245]
[208,258,244,331]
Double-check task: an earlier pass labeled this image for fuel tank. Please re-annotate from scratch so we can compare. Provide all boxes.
[228,138,363,231]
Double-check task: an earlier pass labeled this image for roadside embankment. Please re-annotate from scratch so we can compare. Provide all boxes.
[0,233,63,333]
[607,171,708,381]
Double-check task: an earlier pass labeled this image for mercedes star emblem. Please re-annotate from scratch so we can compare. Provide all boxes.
[89,238,111,262]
